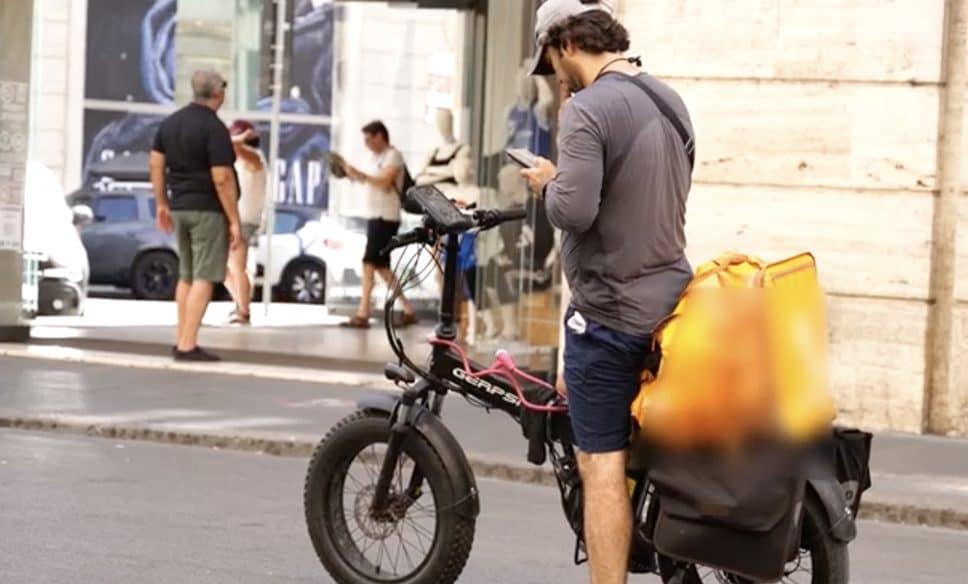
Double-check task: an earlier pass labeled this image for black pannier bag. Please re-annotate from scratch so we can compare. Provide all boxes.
[832,426,873,518]
[648,446,806,582]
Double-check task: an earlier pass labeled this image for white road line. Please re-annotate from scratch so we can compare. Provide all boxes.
[0,343,393,390]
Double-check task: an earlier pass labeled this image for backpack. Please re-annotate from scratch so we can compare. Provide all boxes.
[631,252,835,451]
[397,164,424,214]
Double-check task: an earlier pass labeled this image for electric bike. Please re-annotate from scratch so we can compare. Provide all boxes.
[304,186,859,583]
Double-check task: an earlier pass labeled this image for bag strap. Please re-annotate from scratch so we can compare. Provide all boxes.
[611,73,695,169]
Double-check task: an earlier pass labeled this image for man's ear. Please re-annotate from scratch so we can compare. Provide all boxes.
[562,39,577,57]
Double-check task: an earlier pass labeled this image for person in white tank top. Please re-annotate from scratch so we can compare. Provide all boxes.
[225,120,268,324]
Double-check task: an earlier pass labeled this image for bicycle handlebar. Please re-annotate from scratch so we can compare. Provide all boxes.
[382,227,431,255]
[381,205,527,255]
[475,207,527,230]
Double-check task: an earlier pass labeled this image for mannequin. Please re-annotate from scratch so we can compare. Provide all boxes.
[472,164,529,341]
[449,156,483,343]
[416,109,471,191]
[504,60,555,153]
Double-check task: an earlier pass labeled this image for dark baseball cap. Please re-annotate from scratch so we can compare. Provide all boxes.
[529,0,616,76]
[229,119,255,136]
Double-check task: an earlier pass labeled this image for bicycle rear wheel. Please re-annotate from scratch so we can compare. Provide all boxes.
[304,410,475,584]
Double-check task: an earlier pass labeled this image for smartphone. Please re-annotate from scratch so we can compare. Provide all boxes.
[504,148,539,169]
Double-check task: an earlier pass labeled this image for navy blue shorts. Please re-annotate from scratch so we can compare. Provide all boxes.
[563,306,654,453]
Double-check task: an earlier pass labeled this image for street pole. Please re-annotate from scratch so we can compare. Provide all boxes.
[923,0,966,434]
[263,0,288,318]
[0,1,34,342]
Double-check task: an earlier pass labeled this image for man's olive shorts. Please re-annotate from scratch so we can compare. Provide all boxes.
[172,211,228,283]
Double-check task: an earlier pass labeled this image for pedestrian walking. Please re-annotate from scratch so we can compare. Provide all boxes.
[336,121,418,329]
[149,70,242,362]
[224,120,268,325]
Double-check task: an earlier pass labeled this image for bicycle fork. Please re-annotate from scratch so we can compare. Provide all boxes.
[369,384,432,515]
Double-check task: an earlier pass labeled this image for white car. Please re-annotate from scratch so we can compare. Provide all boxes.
[251,209,438,305]
[22,161,91,316]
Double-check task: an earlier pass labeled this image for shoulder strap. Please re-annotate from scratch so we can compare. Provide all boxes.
[437,143,465,165]
[613,73,695,170]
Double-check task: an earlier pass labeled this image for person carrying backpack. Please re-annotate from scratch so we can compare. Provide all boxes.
[338,120,419,328]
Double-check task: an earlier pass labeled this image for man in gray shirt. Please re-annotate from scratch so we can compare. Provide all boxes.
[521,1,694,581]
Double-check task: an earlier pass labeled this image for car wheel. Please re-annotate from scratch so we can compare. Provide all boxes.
[132,251,178,300]
[281,259,326,304]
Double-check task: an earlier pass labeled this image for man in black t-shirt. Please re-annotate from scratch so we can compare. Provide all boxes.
[149,70,242,362]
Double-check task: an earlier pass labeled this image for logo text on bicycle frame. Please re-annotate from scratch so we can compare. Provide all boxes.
[452,368,521,407]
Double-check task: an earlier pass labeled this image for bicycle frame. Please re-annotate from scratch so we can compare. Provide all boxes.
[369,230,576,511]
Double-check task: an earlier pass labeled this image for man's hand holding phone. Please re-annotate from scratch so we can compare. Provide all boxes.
[520,156,557,198]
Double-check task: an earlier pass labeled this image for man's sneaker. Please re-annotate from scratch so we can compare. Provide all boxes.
[173,347,222,362]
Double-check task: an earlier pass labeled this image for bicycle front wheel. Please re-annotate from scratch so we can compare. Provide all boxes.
[304,410,476,584]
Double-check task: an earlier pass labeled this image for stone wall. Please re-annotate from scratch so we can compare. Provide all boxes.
[617,0,965,433]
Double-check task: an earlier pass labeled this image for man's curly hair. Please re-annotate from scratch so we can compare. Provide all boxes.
[544,8,630,55]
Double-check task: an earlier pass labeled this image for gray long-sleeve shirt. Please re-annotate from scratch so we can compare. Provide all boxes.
[545,72,695,335]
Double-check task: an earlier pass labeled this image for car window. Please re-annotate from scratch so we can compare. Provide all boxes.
[67,193,93,208]
[147,198,156,218]
[274,211,303,234]
[94,196,139,223]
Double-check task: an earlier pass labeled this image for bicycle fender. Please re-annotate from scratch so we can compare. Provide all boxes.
[357,394,481,520]
[358,394,402,417]
[806,477,856,543]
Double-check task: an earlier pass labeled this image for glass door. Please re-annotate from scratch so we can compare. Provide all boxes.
[324,1,472,313]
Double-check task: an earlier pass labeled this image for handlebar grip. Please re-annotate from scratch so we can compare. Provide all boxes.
[497,207,527,222]
[477,206,527,230]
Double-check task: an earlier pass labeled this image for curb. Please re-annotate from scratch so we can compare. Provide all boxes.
[0,344,389,388]
[3,416,966,531]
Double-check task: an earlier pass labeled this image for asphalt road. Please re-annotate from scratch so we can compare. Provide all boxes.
[1,430,967,584]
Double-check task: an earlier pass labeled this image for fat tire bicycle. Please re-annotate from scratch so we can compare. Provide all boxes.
[304,186,856,583]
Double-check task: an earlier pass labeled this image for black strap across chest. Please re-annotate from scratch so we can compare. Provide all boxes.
[603,72,695,170]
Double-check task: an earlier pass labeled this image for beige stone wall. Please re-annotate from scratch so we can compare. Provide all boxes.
[618,0,963,434]
[29,0,74,186]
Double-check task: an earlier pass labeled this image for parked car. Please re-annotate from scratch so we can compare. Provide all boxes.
[67,181,179,300]
[23,161,90,316]
[251,206,359,304]
[254,210,437,305]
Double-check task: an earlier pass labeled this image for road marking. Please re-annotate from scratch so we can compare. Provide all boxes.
[0,343,392,390]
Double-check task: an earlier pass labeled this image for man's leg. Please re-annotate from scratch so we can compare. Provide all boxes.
[175,280,191,343]
[172,211,193,348]
[178,280,215,350]
[562,308,652,584]
[578,450,632,584]
[177,211,227,351]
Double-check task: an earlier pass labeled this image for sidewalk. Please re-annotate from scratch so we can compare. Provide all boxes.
[1,352,967,530]
[29,298,428,373]
[29,299,557,374]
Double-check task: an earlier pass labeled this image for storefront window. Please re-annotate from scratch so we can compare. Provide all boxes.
[81,0,334,209]
[472,0,560,371]
[324,1,469,311]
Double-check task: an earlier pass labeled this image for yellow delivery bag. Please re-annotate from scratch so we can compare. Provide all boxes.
[631,252,835,450]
